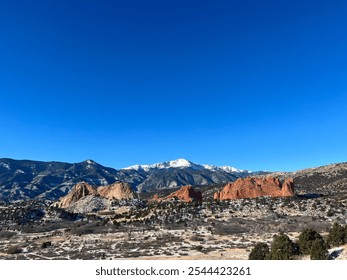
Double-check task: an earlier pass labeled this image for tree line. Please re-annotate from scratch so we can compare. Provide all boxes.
[249,222,347,260]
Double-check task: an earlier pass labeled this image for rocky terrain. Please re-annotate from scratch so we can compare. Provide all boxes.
[264,162,347,195]
[0,160,347,260]
[0,190,346,260]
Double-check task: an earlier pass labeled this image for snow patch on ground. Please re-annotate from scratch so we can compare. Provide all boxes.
[0,162,10,170]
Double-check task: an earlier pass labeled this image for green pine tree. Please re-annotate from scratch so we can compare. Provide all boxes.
[298,228,324,255]
[269,233,298,260]
[249,242,270,260]
[310,239,329,260]
[327,223,346,247]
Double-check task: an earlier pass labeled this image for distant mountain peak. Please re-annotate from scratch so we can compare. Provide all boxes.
[155,158,203,170]
[85,159,96,164]
[167,158,193,167]
[123,158,199,171]
[81,159,99,166]
[122,158,249,173]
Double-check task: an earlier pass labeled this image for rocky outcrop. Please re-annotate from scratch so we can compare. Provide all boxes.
[214,177,294,200]
[98,182,135,200]
[66,195,111,214]
[281,178,295,196]
[53,181,136,209]
[54,182,98,208]
[152,186,202,202]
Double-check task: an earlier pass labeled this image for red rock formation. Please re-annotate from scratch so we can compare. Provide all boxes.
[98,182,135,200]
[214,177,294,200]
[152,186,202,203]
[54,182,98,208]
[54,181,136,208]
[281,178,295,196]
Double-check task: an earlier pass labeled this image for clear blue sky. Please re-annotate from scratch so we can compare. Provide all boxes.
[1,0,346,171]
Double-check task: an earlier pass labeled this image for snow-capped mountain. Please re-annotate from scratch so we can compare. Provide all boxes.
[203,164,251,173]
[123,158,250,173]
[123,158,203,171]
[120,158,254,192]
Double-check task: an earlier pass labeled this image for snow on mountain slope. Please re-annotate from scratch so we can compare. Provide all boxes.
[123,158,199,171]
[123,158,250,174]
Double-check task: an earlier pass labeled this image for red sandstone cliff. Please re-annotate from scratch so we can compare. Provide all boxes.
[98,182,135,200]
[214,177,294,200]
[152,185,202,202]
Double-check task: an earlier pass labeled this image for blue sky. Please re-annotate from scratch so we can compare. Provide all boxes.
[1,0,346,171]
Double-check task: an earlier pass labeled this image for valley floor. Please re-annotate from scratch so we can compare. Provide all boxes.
[0,193,346,260]
[0,227,346,260]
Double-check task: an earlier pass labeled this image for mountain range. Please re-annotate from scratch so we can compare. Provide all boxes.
[2,157,346,203]
[0,158,254,202]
